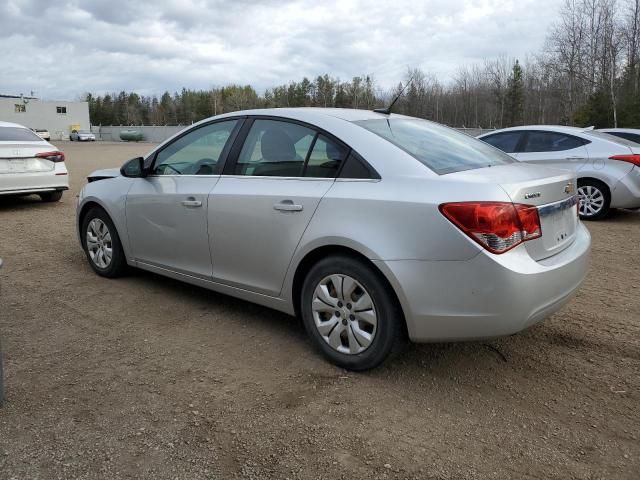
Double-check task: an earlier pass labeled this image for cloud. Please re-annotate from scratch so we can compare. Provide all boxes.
[0,0,559,100]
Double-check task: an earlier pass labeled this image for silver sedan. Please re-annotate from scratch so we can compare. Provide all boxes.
[77,108,590,370]
[477,125,640,219]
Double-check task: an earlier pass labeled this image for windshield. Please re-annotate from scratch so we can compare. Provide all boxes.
[79,130,91,134]
[354,118,515,174]
[0,127,44,142]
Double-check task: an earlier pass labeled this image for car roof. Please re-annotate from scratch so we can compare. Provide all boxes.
[211,107,408,123]
[0,121,29,129]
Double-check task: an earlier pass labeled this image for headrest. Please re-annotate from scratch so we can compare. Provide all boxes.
[261,128,296,161]
[325,140,344,161]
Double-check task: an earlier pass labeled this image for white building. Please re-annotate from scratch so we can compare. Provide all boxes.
[0,94,90,140]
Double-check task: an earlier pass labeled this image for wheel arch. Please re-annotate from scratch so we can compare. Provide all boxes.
[577,176,611,196]
[289,244,409,337]
[77,199,132,260]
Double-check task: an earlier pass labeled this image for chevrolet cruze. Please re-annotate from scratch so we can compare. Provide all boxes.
[77,108,590,370]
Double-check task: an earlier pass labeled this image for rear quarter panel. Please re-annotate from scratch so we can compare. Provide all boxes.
[280,175,512,307]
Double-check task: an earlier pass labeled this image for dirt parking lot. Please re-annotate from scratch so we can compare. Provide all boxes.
[0,140,639,479]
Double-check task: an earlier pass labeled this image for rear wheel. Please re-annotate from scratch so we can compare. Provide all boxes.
[300,255,403,370]
[81,207,127,277]
[578,179,610,220]
[39,191,63,202]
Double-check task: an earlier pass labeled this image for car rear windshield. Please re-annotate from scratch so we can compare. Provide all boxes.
[585,130,639,147]
[0,127,43,142]
[353,118,515,174]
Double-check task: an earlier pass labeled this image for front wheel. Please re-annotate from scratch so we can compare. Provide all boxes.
[81,208,127,277]
[578,179,610,220]
[300,255,404,370]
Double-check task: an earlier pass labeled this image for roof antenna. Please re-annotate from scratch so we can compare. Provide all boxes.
[373,74,415,115]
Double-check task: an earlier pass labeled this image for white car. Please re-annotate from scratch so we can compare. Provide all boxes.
[70,129,95,142]
[478,126,640,219]
[0,121,69,202]
[598,128,640,145]
[32,128,51,141]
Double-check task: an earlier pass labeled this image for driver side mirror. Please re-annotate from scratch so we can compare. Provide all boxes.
[120,157,148,178]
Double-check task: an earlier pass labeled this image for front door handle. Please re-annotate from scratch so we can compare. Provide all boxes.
[273,199,303,212]
[181,197,202,208]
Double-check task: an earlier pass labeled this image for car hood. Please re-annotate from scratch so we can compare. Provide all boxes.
[87,167,121,182]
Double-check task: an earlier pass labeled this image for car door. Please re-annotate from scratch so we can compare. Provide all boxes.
[125,119,240,278]
[515,130,589,171]
[208,118,349,296]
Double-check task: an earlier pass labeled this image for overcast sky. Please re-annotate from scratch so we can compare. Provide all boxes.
[0,0,560,100]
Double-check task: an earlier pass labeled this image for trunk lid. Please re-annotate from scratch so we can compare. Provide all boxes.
[0,143,56,174]
[447,163,579,260]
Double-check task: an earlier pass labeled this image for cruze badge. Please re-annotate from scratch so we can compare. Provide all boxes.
[524,192,541,199]
[564,183,575,194]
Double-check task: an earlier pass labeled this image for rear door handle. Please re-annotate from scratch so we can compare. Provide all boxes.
[566,156,585,161]
[181,197,202,208]
[273,199,303,212]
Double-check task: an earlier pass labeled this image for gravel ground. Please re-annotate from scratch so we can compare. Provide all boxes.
[0,141,639,479]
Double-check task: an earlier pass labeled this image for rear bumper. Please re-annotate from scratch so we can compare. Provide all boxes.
[375,223,591,342]
[0,163,69,195]
[611,166,640,209]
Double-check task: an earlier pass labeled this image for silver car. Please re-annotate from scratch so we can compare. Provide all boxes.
[598,128,640,145]
[477,126,640,219]
[70,129,96,142]
[77,109,590,370]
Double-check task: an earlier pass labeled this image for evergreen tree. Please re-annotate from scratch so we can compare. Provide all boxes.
[506,60,525,126]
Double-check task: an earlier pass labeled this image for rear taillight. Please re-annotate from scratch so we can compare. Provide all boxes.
[35,151,65,162]
[609,154,640,166]
[439,202,542,254]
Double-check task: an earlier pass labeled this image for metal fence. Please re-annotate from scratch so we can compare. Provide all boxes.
[90,125,497,143]
[90,125,185,143]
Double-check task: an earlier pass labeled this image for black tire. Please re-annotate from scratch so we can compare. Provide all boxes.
[81,207,128,278]
[39,191,63,202]
[578,179,610,220]
[300,254,404,371]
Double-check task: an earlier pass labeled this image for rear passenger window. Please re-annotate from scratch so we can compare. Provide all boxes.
[304,135,348,178]
[235,120,315,177]
[523,131,584,152]
[610,132,640,144]
[482,132,522,153]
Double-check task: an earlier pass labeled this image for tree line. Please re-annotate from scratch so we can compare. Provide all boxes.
[85,0,640,129]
